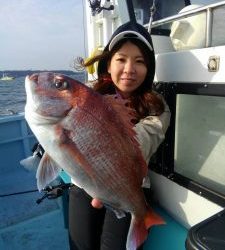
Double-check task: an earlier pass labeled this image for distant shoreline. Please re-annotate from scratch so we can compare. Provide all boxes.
[0,71,86,115]
[0,70,84,78]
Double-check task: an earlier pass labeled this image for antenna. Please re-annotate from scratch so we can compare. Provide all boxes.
[125,0,136,23]
[148,0,156,33]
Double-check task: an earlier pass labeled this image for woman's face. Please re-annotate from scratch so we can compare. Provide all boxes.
[107,41,148,98]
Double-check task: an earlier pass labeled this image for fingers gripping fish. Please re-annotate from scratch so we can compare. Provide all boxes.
[24,72,164,250]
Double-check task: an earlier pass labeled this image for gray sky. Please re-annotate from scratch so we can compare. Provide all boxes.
[0,0,86,70]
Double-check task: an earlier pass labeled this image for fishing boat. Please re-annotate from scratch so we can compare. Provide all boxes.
[0,73,15,81]
[0,0,225,249]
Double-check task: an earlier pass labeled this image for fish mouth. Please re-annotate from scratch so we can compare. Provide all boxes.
[25,76,61,125]
[25,75,37,105]
[25,72,59,105]
[29,73,39,82]
[27,72,56,85]
[25,72,72,124]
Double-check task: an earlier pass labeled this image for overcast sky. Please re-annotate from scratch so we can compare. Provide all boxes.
[0,0,86,70]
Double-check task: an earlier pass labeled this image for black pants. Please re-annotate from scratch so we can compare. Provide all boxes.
[68,186,144,250]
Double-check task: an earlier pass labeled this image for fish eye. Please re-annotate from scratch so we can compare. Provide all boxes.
[54,79,69,90]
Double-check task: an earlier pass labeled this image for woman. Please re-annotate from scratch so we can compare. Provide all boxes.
[69,21,170,250]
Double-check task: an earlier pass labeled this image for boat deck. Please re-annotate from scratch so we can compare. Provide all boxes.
[0,169,187,250]
[0,114,187,250]
[0,208,69,250]
[0,168,70,250]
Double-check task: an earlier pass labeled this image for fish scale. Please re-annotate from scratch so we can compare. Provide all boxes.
[24,72,165,250]
[68,109,146,209]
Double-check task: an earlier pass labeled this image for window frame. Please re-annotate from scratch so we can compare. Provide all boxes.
[151,81,225,207]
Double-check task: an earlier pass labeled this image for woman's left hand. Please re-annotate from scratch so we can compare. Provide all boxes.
[91,198,103,209]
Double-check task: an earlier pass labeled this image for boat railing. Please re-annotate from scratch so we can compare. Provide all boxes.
[0,113,36,174]
[146,1,225,48]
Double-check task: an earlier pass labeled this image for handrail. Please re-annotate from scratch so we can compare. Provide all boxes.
[145,1,225,47]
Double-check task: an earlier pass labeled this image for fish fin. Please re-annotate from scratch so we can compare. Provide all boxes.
[113,208,126,219]
[54,124,97,181]
[127,208,165,250]
[104,95,148,178]
[20,155,40,171]
[36,153,61,191]
[103,95,137,135]
[104,204,126,219]
[142,176,151,188]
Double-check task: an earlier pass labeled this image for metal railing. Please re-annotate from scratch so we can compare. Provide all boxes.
[145,1,225,47]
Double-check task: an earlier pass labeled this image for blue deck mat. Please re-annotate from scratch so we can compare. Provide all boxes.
[60,171,188,250]
[0,169,59,229]
[144,206,188,250]
[0,209,69,250]
[0,169,69,250]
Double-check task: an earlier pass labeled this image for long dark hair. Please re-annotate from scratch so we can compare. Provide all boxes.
[81,39,164,120]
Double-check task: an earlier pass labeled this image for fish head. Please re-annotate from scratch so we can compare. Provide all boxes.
[25,72,84,121]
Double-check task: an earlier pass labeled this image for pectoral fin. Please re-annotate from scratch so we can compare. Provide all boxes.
[20,155,41,172]
[36,153,61,191]
[103,203,126,219]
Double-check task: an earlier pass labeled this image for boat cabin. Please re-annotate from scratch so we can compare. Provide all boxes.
[0,0,225,249]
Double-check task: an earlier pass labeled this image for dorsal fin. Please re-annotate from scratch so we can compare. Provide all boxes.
[103,95,148,178]
[103,95,137,134]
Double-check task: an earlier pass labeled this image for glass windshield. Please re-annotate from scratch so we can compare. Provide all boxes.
[132,0,188,25]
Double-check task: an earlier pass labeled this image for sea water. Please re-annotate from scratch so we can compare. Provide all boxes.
[0,72,85,115]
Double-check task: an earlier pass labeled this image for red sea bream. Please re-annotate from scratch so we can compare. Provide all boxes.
[24,72,164,250]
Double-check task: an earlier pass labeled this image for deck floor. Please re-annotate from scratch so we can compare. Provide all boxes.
[0,168,187,250]
[0,168,69,250]
[0,209,69,250]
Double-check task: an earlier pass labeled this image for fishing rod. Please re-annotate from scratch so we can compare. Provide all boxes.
[36,183,74,204]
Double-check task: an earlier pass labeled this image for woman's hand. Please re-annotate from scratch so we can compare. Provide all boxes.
[91,198,103,209]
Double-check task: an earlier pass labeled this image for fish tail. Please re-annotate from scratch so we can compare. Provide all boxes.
[144,206,165,229]
[126,208,165,250]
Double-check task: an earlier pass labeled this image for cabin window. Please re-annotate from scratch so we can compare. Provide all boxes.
[152,82,225,206]
[212,6,225,47]
[174,94,225,196]
[132,0,189,24]
[169,3,225,51]
[132,0,189,34]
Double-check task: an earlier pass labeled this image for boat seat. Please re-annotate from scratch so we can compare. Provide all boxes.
[186,209,225,250]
